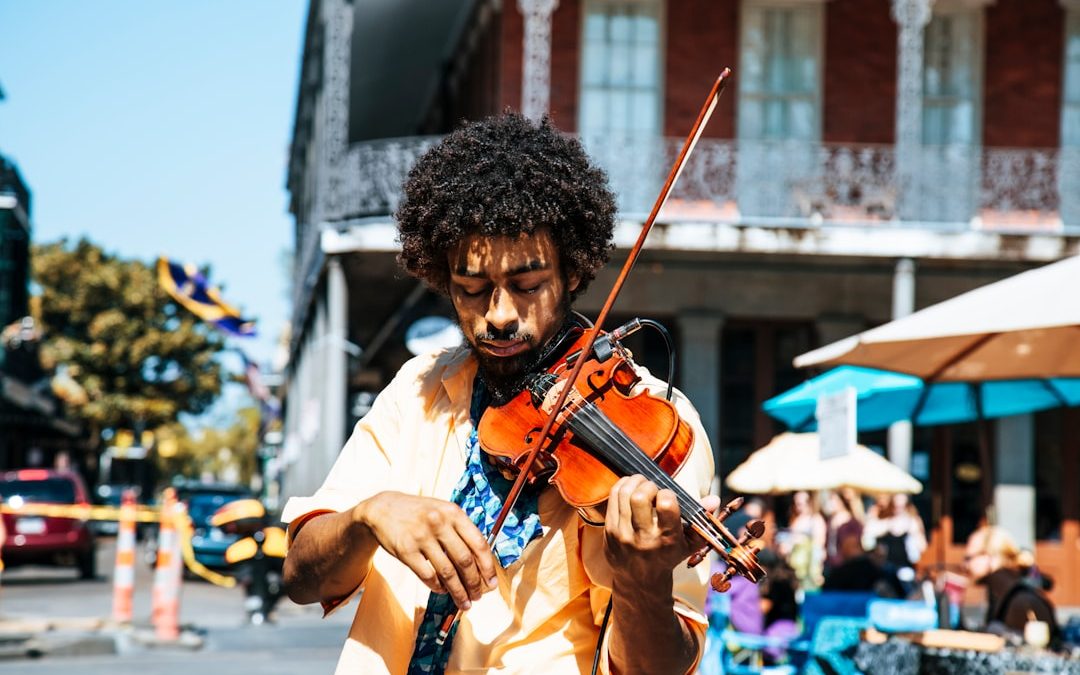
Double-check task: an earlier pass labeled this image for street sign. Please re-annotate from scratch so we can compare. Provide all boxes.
[816,387,856,460]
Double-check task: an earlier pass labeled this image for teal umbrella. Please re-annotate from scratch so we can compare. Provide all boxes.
[763,366,1080,433]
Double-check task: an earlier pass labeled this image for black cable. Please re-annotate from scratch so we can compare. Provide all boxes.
[590,597,614,675]
[589,318,677,673]
[637,318,676,402]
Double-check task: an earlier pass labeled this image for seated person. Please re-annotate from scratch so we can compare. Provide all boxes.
[965,525,1060,646]
[757,549,799,641]
[823,531,905,598]
[706,521,798,665]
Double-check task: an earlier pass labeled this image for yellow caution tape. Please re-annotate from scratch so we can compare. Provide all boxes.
[0,503,160,523]
[173,509,236,588]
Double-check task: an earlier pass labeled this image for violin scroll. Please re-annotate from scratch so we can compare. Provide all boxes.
[685,496,768,593]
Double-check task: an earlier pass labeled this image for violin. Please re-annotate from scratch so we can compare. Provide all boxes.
[479,323,767,592]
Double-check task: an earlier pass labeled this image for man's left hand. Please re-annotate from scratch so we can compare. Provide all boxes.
[603,474,718,589]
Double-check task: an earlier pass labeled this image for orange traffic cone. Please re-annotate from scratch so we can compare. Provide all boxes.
[112,488,137,623]
[152,488,181,640]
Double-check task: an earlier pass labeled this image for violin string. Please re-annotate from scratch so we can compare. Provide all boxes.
[568,402,721,539]
[569,404,701,514]
[570,404,715,535]
[531,373,729,546]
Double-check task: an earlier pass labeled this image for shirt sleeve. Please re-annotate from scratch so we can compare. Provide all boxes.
[281,372,403,528]
[279,364,406,614]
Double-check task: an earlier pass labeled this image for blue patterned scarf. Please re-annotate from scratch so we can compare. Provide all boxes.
[407,378,543,674]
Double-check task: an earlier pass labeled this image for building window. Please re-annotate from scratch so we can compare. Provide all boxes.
[579,0,663,139]
[737,2,823,142]
[1064,10,1080,147]
[922,9,981,145]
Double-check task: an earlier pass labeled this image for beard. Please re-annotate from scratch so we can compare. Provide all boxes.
[461,291,572,407]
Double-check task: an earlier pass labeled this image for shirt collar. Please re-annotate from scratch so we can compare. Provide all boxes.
[440,345,478,415]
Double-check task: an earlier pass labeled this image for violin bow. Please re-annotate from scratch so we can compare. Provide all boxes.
[437,68,731,645]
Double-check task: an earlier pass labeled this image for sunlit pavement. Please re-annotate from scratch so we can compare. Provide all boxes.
[0,537,353,673]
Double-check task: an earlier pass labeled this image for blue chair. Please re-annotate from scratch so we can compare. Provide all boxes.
[803,616,870,675]
[716,629,799,674]
[701,588,800,675]
[789,591,876,672]
[867,598,938,633]
[799,591,876,637]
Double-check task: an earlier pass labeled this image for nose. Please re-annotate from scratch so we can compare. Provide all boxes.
[485,288,519,335]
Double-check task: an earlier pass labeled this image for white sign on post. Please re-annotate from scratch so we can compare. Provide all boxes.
[817,387,856,460]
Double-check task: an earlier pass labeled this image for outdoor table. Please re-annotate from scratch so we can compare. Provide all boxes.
[854,636,1080,674]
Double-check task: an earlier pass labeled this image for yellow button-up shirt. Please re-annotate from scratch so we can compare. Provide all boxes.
[282,345,714,674]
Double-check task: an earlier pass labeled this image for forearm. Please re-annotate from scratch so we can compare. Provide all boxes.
[608,575,699,675]
[283,503,379,605]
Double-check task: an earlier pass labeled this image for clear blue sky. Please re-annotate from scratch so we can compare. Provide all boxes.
[0,0,307,370]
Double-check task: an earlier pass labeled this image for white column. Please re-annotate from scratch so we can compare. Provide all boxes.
[888,258,916,471]
[677,312,725,473]
[323,257,349,471]
[994,415,1035,549]
[891,0,932,221]
[518,0,559,120]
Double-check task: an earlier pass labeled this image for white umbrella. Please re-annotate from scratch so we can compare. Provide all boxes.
[794,255,1080,380]
[725,432,922,495]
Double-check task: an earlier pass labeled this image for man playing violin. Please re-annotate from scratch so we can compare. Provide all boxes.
[282,112,720,674]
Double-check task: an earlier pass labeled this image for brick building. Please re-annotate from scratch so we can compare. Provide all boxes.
[283,0,1080,603]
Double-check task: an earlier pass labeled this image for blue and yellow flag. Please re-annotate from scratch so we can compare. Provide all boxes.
[157,257,256,338]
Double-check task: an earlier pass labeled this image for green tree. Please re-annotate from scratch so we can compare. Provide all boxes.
[156,407,260,484]
[32,238,225,433]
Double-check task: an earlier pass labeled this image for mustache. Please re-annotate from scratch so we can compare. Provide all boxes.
[475,327,533,343]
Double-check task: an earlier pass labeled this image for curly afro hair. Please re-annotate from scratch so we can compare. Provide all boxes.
[396,112,616,299]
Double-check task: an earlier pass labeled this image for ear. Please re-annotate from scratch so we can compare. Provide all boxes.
[567,271,581,293]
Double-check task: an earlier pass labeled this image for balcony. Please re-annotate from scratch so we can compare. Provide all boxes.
[325,136,1080,235]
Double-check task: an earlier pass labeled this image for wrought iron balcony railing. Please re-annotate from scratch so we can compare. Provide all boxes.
[313,135,1080,235]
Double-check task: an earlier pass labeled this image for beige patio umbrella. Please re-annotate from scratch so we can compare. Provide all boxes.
[725,432,922,495]
[794,255,1080,380]
[793,254,1080,513]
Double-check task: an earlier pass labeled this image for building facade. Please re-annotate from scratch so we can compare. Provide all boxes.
[284,0,1080,602]
[0,153,82,470]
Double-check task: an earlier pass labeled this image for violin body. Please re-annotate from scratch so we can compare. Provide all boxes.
[479,330,694,508]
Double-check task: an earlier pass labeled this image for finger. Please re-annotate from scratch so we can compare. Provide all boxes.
[452,518,499,590]
[421,543,472,610]
[700,494,721,514]
[437,526,487,601]
[605,477,628,537]
[611,475,646,539]
[628,480,660,533]
[401,550,446,595]
[655,489,682,538]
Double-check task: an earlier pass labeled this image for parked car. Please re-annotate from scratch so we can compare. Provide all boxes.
[145,482,254,572]
[0,469,97,579]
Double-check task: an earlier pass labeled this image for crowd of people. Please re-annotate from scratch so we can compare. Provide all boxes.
[709,488,1066,665]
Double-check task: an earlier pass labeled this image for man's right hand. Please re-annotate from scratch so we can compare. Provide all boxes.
[354,491,499,609]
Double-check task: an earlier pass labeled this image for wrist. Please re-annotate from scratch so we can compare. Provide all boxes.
[611,571,674,607]
[350,492,388,533]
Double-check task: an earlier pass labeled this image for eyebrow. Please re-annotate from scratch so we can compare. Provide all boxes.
[453,260,550,277]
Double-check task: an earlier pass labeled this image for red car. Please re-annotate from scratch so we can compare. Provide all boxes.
[0,469,97,579]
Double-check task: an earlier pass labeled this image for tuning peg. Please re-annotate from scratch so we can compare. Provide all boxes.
[686,545,710,568]
[710,566,737,593]
[715,497,744,523]
[740,519,766,545]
